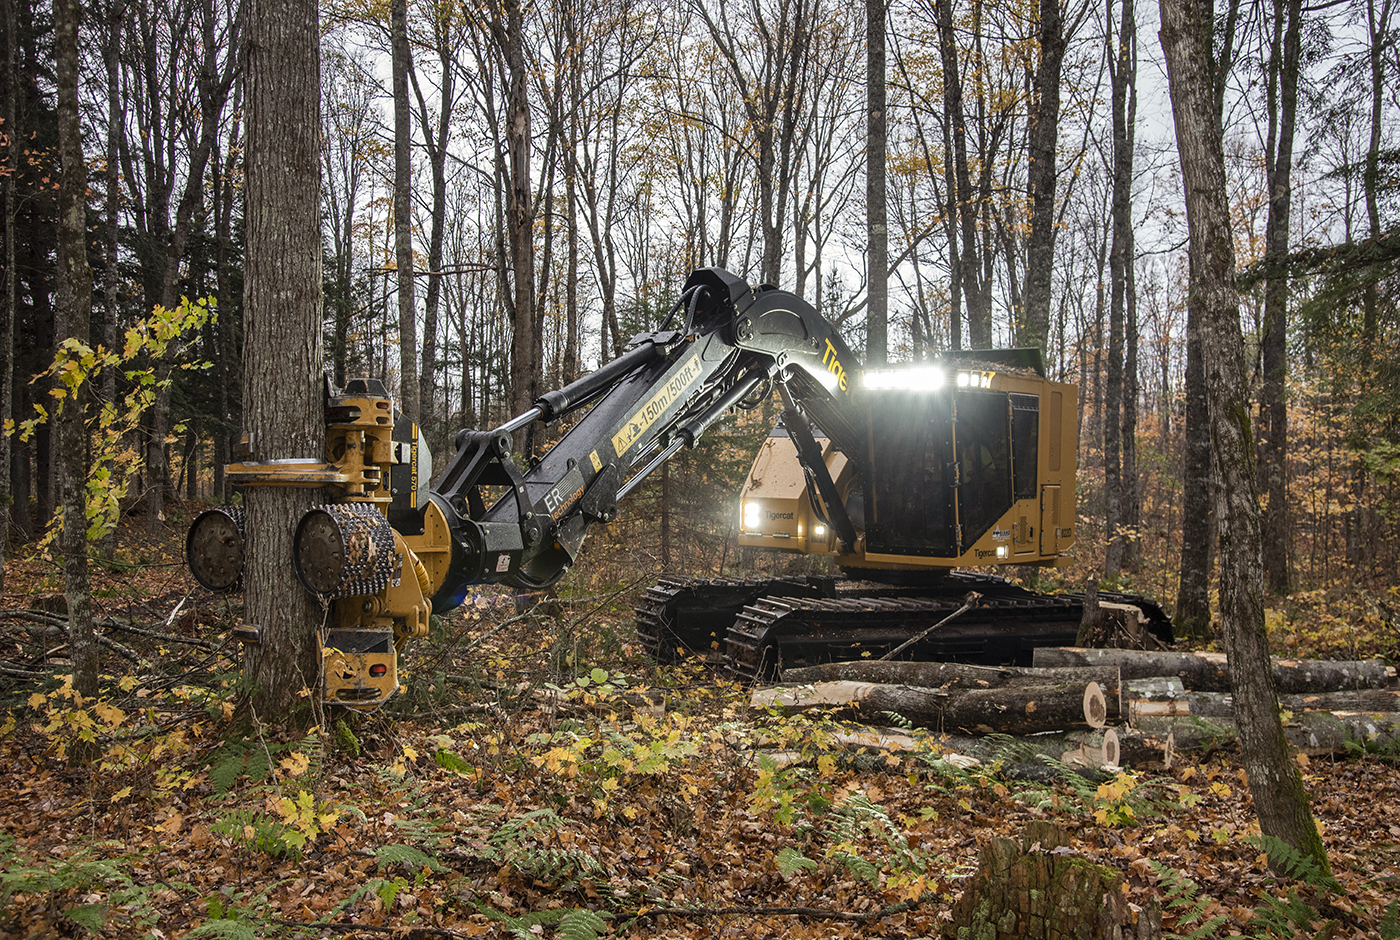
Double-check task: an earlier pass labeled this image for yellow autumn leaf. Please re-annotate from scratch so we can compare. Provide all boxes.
[280,752,311,777]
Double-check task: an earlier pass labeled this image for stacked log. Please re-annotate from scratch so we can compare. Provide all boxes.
[756,647,1398,768]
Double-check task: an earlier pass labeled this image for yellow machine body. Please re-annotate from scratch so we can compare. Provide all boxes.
[738,364,1078,572]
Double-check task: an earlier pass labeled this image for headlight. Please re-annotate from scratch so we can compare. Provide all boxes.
[743,502,761,528]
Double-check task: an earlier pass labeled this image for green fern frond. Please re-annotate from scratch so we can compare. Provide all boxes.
[188,920,259,940]
[1380,900,1399,940]
[1255,836,1333,889]
[879,710,914,729]
[556,908,608,940]
[775,846,818,876]
[1148,860,1227,940]
[374,843,444,872]
[474,901,568,940]
[829,849,880,885]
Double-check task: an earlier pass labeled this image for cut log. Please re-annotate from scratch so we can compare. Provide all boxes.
[1124,677,1191,721]
[779,659,1132,693]
[753,679,1122,735]
[1032,647,1390,693]
[1135,711,1400,757]
[779,659,1018,688]
[922,725,1192,773]
[1188,688,1400,719]
[1061,728,1120,769]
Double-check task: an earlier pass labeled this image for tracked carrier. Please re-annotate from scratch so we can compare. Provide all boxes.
[633,352,1171,679]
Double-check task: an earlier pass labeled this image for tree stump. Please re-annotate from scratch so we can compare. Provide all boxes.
[948,821,1160,940]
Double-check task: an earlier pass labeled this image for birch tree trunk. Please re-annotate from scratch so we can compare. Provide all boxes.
[1159,0,1330,877]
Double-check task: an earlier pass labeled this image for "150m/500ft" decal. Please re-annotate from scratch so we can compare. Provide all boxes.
[610,352,704,457]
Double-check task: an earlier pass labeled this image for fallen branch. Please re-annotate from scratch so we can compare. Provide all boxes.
[99,617,221,651]
[878,593,980,661]
[631,891,939,924]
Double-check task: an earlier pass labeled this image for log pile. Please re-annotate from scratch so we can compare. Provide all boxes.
[755,647,1399,769]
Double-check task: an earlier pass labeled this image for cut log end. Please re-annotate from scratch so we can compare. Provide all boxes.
[1084,680,1107,728]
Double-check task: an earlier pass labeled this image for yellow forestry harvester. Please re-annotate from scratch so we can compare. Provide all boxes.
[187,268,1170,709]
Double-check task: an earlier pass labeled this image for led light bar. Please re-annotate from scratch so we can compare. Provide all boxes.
[861,366,945,391]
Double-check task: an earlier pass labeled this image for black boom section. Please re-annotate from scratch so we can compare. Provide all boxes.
[425,269,806,605]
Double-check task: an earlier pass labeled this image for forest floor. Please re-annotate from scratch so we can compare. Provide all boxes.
[0,512,1398,939]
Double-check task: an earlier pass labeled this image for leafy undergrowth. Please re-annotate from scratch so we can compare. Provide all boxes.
[0,521,1398,938]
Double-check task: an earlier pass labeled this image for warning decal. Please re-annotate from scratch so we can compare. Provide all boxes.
[610,352,704,457]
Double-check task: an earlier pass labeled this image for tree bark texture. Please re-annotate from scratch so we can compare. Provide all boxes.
[242,0,327,716]
[866,0,887,366]
[1137,711,1400,759]
[391,0,418,423]
[1186,688,1400,719]
[1032,646,1388,694]
[0,0,17,592]
[1175,312,1213,640]
[501,0,536,446]
[1260,0,1302,596]
[754,679,1119,735]
[1020,0,1065,355]
[54,0,96,700]
[1158,0,1329,876]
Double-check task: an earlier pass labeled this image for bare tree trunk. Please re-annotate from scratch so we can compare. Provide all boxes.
[411,10,455,450]
[101,1,123,415]
[1159,0,1330,878]
[1020,0,1065,354]
[500,0,537,449]
[1104,0,1135,578]
[243,0,326,717]
[55,0,97,702]
[1176,294,1213,640]
[1260,0,1302,595]
[563,98,579,385]
[0,0,16,590]
[935,0,989,347]
[213,107,242,504]
[392,0,418,422]
[866,0,887,366]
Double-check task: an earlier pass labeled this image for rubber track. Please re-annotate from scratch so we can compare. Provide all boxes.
[634,575,833,662]
[725,590,1086,682]
[636,572,1173,681]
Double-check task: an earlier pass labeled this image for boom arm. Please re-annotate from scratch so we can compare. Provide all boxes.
[412,267,860,608]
